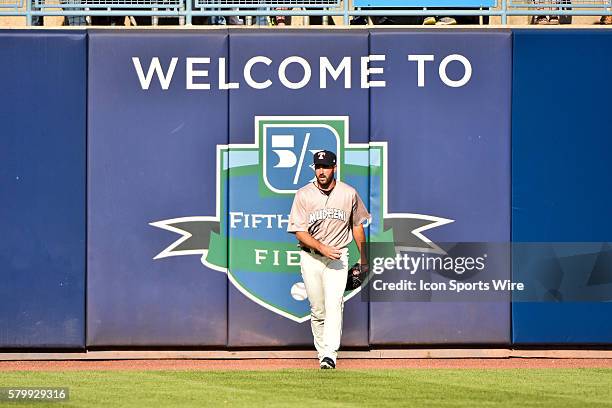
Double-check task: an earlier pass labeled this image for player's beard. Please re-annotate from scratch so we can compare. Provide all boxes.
[316,173,335,190]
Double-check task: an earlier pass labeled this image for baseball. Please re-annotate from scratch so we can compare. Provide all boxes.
[290,282,308,301]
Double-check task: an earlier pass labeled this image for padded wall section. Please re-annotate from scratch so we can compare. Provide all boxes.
[226,30,370,347]
[369,30,512,345]
[87,31,228,346]
[0,31,86,348]
[512,30,612,344]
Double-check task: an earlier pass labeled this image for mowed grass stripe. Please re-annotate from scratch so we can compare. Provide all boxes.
[363,369,612,406]
[1,369,611,408]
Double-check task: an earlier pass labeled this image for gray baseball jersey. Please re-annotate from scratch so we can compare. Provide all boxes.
[287,180,370,249]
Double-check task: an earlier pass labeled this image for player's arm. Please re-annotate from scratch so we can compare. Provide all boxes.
[352,191,371,265]
[295,231,342,260]
[352,224,367,265]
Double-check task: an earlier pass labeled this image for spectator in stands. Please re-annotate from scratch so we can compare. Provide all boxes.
[423,16,456,25]
[209,6,244,25]
[209,15,244,24]
[60,0,87,25]
[30,7,43,26]
[530,0,574,25]
[243,7,271,26]
[210,15,244,24]
[90,16,125,26]
[531,14,559,24]
[422,14,488,25]
[598,15,612,24]
[351,15,421,25]
[255,11,269,25]
[272,15,290,25]
[31,9,86,25]
[350,10,487,25]
[272,8,290,25]
[30,0,86,26]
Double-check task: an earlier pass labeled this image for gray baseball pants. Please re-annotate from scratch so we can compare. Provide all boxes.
[300,248,348,364]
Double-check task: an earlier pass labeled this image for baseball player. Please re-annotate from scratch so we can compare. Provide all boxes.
[287,150,370,370]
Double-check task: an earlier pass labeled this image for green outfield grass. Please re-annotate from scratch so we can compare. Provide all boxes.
[1,369,611,407]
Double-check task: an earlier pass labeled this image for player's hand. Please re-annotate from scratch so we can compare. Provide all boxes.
[319,244,342,260]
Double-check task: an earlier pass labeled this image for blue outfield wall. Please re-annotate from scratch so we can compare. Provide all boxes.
[87,31,229,346]
[369,30,512,345]
[0,31,87,348]
[511,30,612,344]
[1,29,612,349]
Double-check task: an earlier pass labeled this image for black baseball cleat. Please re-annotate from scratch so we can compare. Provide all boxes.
[320,357,336,370]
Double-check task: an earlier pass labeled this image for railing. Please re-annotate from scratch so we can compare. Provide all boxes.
[0,0,23,10]
[2,0,611,25]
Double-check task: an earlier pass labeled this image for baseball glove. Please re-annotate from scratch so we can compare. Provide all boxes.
[346,263,368,291]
